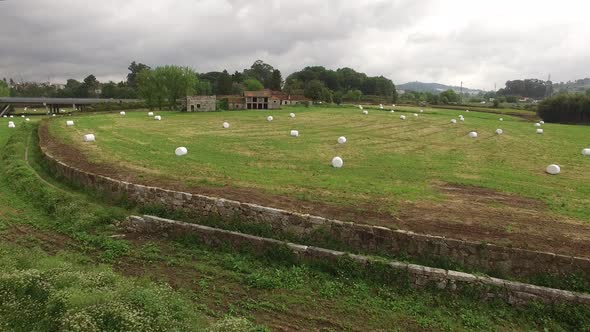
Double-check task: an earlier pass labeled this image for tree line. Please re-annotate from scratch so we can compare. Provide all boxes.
[1,60,398,105]
[538,92,590,124]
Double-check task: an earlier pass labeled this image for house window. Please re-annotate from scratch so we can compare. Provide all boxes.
[252,97,257,102]
[197,104,201,109]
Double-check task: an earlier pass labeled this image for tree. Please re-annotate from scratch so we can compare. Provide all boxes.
[127,61,151,88]
[343,89,362,101]
[243,78,264,91]
[243,60,275,88]
[138,65,198,109]
[217,70,233,95]
[304,80,331,102]
[0,80,9,97]
[270,69,282,90]
[83,74,100,97]
[439,89,460,104]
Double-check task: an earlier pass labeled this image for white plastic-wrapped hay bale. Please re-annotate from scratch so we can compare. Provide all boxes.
[83,134,95,142]
[21,115,25,118]
[468,131,478,138]
[362,110,368,115]
[546,164,560,175]
[267,115,273,122]
[8,121,15,128]
[465,110,470,112]
[148,111,154,116]
[358,105,363,110]
[450,119,457,124]
[25,118,30,122]
[582,148,590,156]
[60,109,65,113]
[120,111,126,116]
[379,104,383,109]
[392,104,396,107]
[400,115,406,120]
[290,130,299,137]
[24,107,27,111]
[10,115,13,118]
[420,109,424,113]
[52,114,56,117]
[499,118,504,121]
[289,113,295,118]
[413,113,418,117]
[66,120,74,127]
[534,123,541,127]
[459,117,465,121]
[338,136,347,144]
[536,129,544,134]
[495,129,503,135]
[33,109,37,112]
[222,121,230,129]
[154,115,162,121]
[331,156,343,168]
[540,120,545,124]
[390,110,395,113]
[175,147,188,156]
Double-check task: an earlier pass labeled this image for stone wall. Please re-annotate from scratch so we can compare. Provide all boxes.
[186,95,216,112]
[126,215,590,306]
[39,140,590,281]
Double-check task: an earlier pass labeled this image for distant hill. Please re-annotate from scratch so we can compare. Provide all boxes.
[553,78,590,93]
[397,81,483,95]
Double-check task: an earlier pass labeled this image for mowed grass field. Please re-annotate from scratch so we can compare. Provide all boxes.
[45,105,590,252]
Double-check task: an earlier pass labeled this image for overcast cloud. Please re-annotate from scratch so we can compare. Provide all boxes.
[1,0,589,89]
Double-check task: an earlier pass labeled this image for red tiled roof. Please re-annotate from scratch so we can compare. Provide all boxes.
[244,89,272,97]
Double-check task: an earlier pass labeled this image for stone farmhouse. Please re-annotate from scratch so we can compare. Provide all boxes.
[186,89,309,112]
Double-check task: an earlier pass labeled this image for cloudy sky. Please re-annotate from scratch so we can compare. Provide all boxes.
[1,0,589,90]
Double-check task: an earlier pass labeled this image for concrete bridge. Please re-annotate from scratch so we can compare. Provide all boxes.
[0,97,141,116]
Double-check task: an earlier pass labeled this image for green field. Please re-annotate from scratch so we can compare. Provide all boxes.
[3,121,589,330]
[44,105,590,254]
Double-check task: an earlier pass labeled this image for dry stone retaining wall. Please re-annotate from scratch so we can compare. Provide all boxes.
[39,141,590,281]
[126,215,590,306]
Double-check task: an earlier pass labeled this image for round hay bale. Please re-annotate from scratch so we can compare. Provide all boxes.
[362,110,368,115]
[290,130,299,137]
[66,120,74,126]
[175,147,188,156]
[495,129,503,135]
[380,104,383,109]
[148,112,154,116]
[267,116,273,122]
[451,119,457,124]
[468,131,478,138]
[21,115,25,118]
[338,136,347,144]
[358,105,363,110]
[459,117,465,121]
[25,118,30,122]
[540,120,545,124]
[546,164,560,175]
[10,115,13,118]
[534,123,541,127]
[120,111,126,116]
[466,110,470,112]
[400,115,406,120]
[420,109,424,113]
[581,148,590,156]
[52,114,56,117]
[390,110,395,113]
[154,115,162,121]
[536,129,544,134]
[8,122,15,128]
[392,104,396,107]
[499,118,503,121]
[413,113,418,117]
[331,156,343,168]
[83,134,95,142]
[289,113,295,118]
[222,122,230,129]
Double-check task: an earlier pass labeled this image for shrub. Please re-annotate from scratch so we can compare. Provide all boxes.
[537,93,590,124]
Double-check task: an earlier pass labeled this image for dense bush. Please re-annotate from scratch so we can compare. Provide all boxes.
[537,93,590,124]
